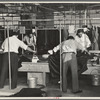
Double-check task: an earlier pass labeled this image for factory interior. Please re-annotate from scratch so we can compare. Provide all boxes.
[0,2,100,98]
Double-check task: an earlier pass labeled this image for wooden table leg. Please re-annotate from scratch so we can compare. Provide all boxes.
[27,73,29,84]
[43,72,46,86]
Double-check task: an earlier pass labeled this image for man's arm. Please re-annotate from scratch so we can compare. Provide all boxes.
[19,40,36,53]
[48,43,62,55]
[53,45,60,52]
[26,46,36,53]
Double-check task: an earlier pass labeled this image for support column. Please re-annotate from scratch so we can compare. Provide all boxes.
[84,9,87,25]
[79,11,82,28]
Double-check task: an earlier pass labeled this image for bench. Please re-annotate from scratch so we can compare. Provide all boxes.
[18,62,50,86]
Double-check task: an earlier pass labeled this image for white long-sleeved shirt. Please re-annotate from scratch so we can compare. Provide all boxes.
[75,34,91,49]
[1,36,28,53]
[53,39,85,54]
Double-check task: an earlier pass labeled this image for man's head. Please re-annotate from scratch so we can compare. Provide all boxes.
[13,28,19,37]
[77,29,84,38]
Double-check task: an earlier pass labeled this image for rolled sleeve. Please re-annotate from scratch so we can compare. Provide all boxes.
[53,45,60,52]
[1,40,5,50]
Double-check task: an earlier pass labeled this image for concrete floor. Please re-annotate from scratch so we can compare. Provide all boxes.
[0,72,100,97]
[45,75,100,97]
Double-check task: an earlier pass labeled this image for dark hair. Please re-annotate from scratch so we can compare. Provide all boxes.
[77,29,84,34]
[67,36,75,40]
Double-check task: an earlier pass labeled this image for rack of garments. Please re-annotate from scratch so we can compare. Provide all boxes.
[88,25,100,50]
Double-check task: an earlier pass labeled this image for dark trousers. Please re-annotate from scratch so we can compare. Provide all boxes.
[62,53,79,92]
[0,52,18,89]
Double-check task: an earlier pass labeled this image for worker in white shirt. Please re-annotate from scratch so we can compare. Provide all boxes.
[48,36,87,93]
[75,29,91,74]
[0,30,36,89]
[23,29,36,51]
[75,29,91,50]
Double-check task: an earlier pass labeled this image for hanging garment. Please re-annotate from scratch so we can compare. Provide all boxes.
[92,26,99,50]
[97,27,100,50]
[90,27,95,50]
[85,28,94,50]
[77,51,90,75]
[48,51,60,79]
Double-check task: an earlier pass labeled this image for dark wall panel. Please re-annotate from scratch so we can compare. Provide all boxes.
[37,29,64,54]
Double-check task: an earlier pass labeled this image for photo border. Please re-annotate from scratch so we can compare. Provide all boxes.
[0,0,100,100]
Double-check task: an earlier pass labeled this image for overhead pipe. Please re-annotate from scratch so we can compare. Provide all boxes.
[0,17,99,23]
[59,20,62,91]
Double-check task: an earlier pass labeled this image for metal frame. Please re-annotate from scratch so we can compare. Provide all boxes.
[6,21,11,89]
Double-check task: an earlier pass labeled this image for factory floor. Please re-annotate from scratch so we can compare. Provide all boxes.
[0,72,100,98]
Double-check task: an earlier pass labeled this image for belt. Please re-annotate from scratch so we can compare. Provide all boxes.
[62,52,75,54]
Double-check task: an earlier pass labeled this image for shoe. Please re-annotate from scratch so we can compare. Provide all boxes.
[72,90,82,94]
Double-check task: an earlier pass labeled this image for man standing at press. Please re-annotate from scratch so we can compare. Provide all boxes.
[0,28,36,89]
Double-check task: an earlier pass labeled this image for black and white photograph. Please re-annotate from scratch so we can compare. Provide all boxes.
[0,1,100,99]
